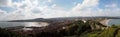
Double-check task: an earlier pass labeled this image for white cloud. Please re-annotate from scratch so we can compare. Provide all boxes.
[71,0,99,16]
[47,0,52,3]
[0,0,42,20]
[0,9,6,13]
[0,0,73,20]
[102,7,120,16]
[51,4,56,8]
[0,0,12,6]
[105,4,117,8]
[43,9,69,18]
[0,0,120,21]
[70,0,120,17]
[72,0,99,12]
[102,4,120,16]
[0,9,7,20]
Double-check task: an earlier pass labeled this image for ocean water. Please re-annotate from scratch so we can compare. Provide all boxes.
[0,22,25,28]
[108,19,120,25]
[0,22,49,28]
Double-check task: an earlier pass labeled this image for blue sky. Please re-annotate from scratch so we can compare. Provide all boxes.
[0,0,120,20]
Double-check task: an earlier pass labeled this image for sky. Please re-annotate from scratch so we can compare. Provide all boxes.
[0,0,120,21]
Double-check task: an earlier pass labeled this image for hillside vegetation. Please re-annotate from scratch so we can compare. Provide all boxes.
[0,20,120,37]
[62,20,120,37]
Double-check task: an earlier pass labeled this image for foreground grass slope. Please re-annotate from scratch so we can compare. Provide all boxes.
[79,25,120,37]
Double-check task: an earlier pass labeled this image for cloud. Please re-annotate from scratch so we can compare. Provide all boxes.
[0,0,12,6]
[70,0,99,16]
[0,0,41,20]
[102,5,120,16]
[102,3,120,16]
[72,0,99,12]
[47,0,52,3]
[70,0,120,17]
[51,4,56,8]
[0,9,6,13]
[105,4,117,8]
[0,0,58,20]
[0,0,120,21]
[2,0,99,20]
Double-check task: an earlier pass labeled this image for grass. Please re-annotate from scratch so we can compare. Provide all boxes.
[116,30,120,37]
[98,27,117,37]
[79,31,103,37]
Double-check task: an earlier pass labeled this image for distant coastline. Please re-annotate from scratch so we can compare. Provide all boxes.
[108,19,120,25]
